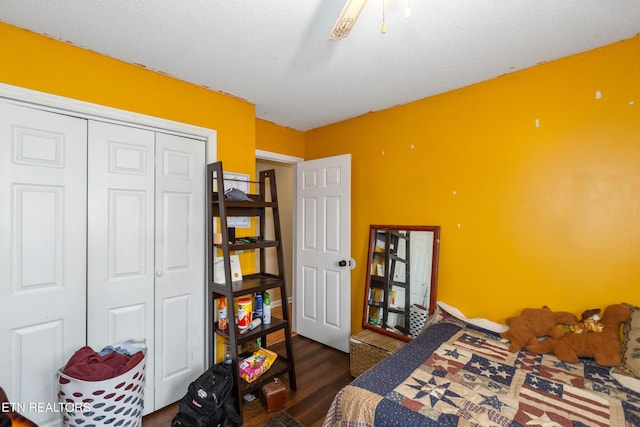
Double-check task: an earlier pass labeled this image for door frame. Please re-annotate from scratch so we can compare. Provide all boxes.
[255,150,303,330]
[255,149,303,165]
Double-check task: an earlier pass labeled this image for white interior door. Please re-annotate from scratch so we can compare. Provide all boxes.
[409,231,434,307]
[0,102,87,426]
[154,132,205,409]
[87,121,156,412]
[295,154,351,352]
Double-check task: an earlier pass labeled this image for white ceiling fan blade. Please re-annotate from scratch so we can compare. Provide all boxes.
[329,0,369,40]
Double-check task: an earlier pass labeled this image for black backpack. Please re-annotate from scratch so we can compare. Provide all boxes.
[171,364,242,427]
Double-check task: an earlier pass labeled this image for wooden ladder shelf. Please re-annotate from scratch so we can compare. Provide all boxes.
[206,161,297,422]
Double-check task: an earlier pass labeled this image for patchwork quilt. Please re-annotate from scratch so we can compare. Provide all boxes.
[323,318,640,426]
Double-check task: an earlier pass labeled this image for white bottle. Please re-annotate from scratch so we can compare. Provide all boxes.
[263,291,271,324]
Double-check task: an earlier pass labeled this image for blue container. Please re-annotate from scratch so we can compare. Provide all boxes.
[254,293,263,319]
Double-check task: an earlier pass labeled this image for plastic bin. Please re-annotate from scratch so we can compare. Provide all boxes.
[57,340,146,427]
[409,304,429,338]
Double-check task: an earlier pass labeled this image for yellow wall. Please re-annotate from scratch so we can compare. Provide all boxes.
[306,35,640,331]
[4,21,639,334]
[0,22,264,275]
[256,119,305,159]
[0,22,256,174]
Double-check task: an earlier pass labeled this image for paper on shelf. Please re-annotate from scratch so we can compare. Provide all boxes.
[213,255,243,283]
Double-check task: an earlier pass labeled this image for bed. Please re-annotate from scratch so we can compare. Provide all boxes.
[323,315,640,426]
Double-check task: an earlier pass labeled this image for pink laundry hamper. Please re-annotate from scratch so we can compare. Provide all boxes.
[57,340,146,427]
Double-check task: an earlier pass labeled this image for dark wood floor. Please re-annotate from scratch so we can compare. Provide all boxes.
[142,334,353,427]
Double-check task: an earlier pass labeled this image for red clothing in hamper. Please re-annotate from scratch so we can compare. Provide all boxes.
[62,346,144,381]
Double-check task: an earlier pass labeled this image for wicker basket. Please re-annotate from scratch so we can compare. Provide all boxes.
[349,330,406,377]
[57,340,147,427]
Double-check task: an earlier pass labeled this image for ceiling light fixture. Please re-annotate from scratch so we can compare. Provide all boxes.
[329,0,368,40]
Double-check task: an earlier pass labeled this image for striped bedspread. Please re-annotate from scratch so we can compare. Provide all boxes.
[323,318,640,426]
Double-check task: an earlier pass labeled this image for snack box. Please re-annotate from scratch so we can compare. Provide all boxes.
[238,348,278,383]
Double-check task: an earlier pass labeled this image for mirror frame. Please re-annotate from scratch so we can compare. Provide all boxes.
[362,224,441,342]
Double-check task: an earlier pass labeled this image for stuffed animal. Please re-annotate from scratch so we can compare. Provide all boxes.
[569,308,605,333]
[501,306,579,352]
[526,304,631,366]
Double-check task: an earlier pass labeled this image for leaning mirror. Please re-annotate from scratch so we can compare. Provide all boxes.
[363,225,441,341]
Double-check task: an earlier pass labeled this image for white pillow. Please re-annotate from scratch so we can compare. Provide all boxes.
[436,301,508,334]
[611,369,640,393]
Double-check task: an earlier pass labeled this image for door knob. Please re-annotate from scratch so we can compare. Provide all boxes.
[156,271,163,277]
[338,258,356,270]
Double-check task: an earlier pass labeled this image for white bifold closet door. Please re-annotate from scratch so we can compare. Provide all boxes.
[87,121,205,413]
[0,102,87,427]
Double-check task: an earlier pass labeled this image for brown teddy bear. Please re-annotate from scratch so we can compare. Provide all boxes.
[501,306,578,352]
[526,304,631,366]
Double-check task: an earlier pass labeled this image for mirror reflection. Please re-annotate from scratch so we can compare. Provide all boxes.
[363,225,440,341]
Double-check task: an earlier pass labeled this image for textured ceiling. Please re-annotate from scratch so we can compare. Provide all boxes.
[1,0,639,131]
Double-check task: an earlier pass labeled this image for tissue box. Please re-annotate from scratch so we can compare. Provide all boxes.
[260,378,286,413]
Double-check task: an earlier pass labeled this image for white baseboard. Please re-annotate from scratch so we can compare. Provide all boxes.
[271,296,293,308]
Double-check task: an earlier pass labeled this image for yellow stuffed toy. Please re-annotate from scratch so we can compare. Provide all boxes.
[569,308,605,334]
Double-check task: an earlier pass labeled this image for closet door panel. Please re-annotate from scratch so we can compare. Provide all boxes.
[160,294,190,375]
[154,132,205,409]
[0,102,87,426]
[162,191,191,269]
[87,121,156,414]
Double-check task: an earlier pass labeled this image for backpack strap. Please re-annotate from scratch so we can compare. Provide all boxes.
[222,397,243,427]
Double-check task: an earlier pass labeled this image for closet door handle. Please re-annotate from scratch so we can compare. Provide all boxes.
[156,271,163,278]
